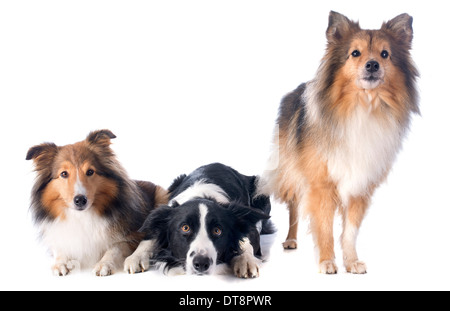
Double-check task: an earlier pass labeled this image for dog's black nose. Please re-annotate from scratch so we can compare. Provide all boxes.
[74,195,88,209]
[193,255,211,273]
[365,60,380,73]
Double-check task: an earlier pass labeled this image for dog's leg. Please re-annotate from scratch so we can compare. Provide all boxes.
[308,186,338,274]
[231,237,262,278]
[283,201,299,249]
[124,239,155,274]
[93,242,133,276]
[341,196,369,274]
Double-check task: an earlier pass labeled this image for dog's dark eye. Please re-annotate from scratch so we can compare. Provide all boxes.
[60,171,69,179]
[212,227,222,236]
[86,169,95,177]
[381,50,389,59]
[351,50,361,57]
[181,224,191,233]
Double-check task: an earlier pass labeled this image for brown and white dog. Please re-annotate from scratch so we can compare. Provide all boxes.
[26,130,168,276]
[259,12,419,274]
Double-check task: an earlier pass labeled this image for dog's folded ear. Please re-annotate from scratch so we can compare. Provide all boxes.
[229,204,271,236]
[26,143,59,170]
[87,129,116,147]
[86,129,117,157]
[26,143,58,161]
[230,203,270,225]
[251,193,272,215]
[139,205,175,240]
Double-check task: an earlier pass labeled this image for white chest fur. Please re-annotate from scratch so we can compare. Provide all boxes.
[40,209,115,268]
[326,104,403,205]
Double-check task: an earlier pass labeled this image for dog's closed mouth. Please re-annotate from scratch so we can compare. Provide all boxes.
[364,76,380,82]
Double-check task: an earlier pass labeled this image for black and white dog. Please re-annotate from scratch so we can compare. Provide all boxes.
[124,163,273,278]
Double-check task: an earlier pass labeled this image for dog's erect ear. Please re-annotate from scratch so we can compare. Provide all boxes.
[26,143,59,170]
[382,13,413,46]
[86,129,116,147]
[326,11,360,43]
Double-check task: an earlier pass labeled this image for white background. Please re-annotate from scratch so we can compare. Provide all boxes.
[1,0,449,291]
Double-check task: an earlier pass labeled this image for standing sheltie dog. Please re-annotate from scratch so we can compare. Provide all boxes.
[26,130,168,276]
[259,12,419,274]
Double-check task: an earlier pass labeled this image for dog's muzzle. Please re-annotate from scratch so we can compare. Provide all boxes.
[192,254,213,274]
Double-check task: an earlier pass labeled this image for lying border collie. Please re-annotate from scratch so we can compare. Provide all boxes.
[124,163,274,278]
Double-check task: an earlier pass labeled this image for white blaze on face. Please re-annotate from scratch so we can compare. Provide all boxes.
[74,172,87,195]
[185,203,218,275]
[72,171,92,210]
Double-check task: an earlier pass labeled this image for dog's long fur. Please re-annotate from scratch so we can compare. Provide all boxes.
[26,130,168,276]
[260,12,419,274]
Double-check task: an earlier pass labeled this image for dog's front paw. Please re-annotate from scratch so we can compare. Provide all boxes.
[232,254,261,279]
[319,260,338,274]
[345,260,367,274]
[52,259,79,276]
[93,261,115,277]
[124,253,150,274]
[124,240,154,274]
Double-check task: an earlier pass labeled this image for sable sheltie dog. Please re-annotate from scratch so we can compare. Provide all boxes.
[26,130,168,276]
[260,12,419,274]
